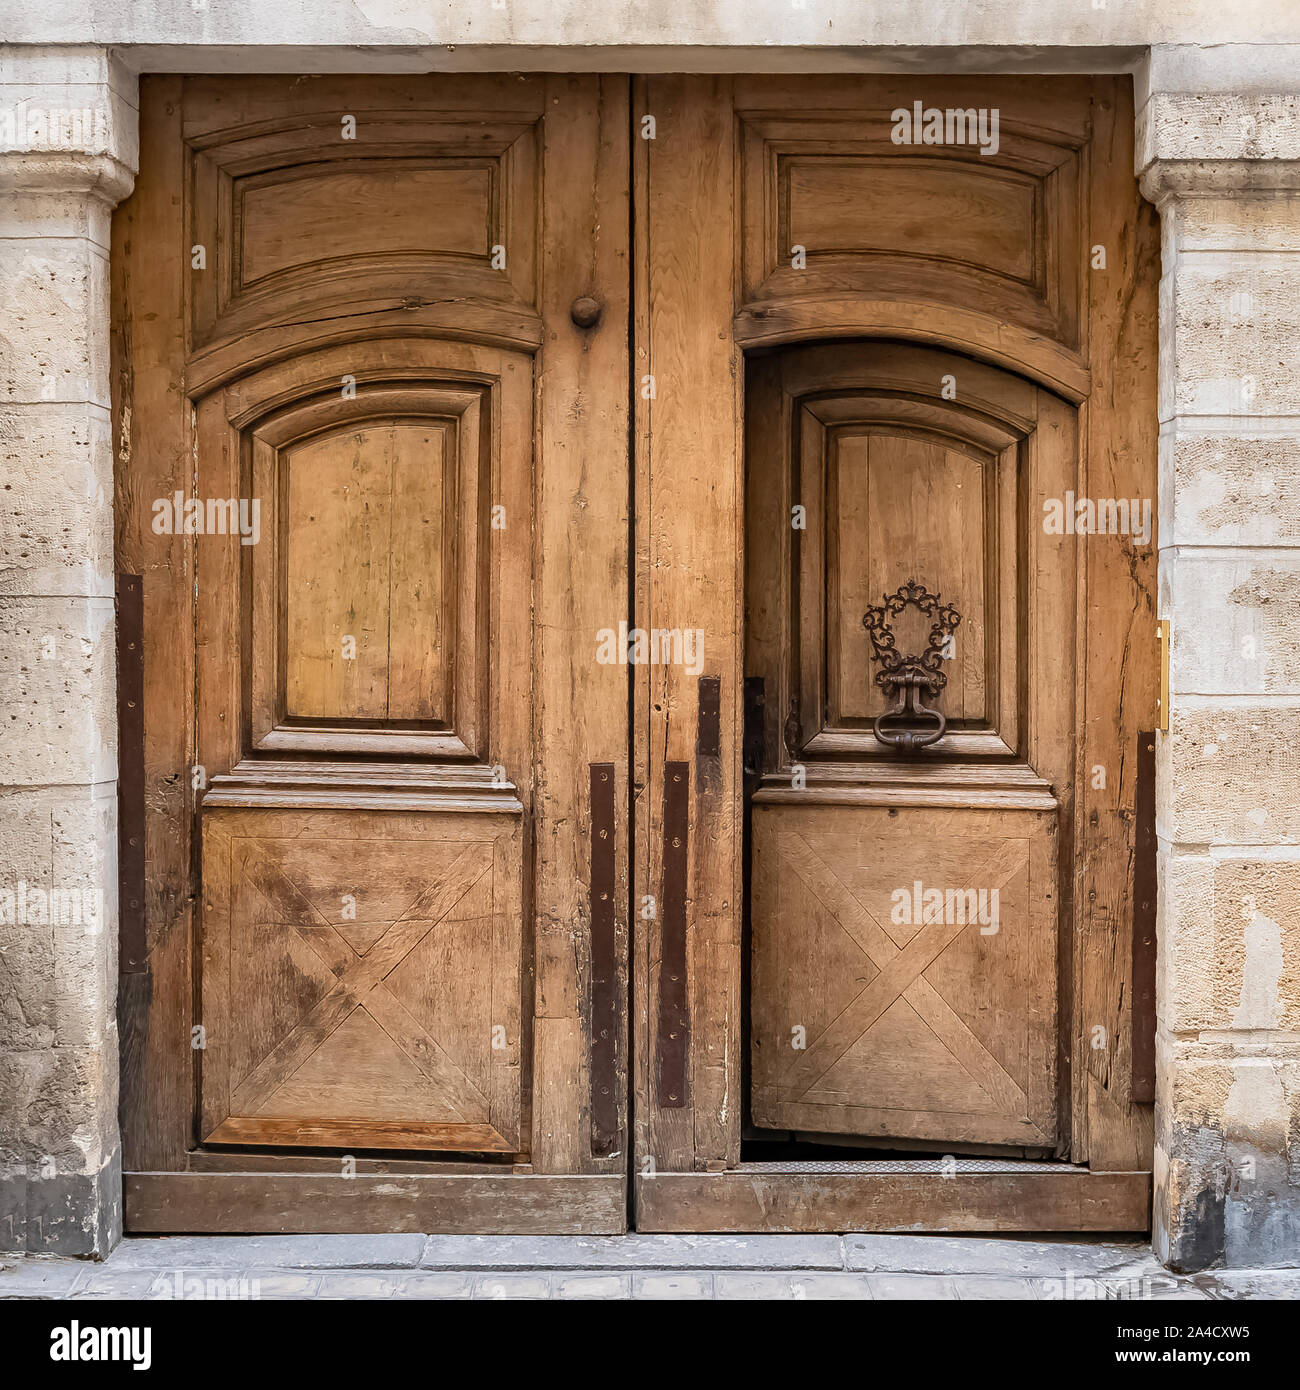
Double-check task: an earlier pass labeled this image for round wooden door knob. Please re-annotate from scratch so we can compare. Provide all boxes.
[570,296,602,329]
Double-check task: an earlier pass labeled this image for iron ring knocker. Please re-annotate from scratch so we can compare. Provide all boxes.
[863,579,962,754]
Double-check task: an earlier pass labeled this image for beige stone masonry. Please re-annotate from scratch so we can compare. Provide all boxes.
[1141,49,1300,1270]
[0,45,135,1255]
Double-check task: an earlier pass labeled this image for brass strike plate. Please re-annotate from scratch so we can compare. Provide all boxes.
[1157,619,1170,732]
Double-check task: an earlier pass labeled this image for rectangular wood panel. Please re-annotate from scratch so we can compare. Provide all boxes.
[284,422,452,723]
[751,803,1059,1148]
[830,431,989,725]
[240,165,493,283]
[200,809,522,1153]
[783,158,1038,284]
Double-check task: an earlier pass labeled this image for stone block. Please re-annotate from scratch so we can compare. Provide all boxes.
[1164,431,1300,548]
[1157,704,1300,845]
[0,596,117,786]
[0,403,114,597]
[1166,193,1300,253]
[1163,550,1300,695]
[1159,849,1300,1031]
[1154,1052,1300,1270]
[1162,256,1300,418]
[0,236,111,407]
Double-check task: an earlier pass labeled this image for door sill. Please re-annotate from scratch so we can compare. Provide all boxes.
[125,1172,626,1235]
[635,1163,1150,1233]
[738,1156,1073,1173]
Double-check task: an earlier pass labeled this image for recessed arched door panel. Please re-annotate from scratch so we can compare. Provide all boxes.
[193,339,532,1153]
[746,341,1076,1150]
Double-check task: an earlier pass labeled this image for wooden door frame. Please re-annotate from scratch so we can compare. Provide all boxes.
[631,73,1160,1232]
[113,73,631,1234]
[112,70,1158,1235]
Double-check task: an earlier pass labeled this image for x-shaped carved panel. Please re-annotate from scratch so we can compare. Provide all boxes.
[773,831,1032,1125]
[231,839,495,1123]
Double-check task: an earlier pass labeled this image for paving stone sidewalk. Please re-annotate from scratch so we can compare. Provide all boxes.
[2,1233,1298,1299]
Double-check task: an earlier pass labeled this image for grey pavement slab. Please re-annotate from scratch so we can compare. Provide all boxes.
[140,1269,262,1300]
[470,1273,551,1299]
[70,1270,175,1299]
[420,1232,844,1269]
[0,1258,88,1297]
[103,1234,428,1270]
[314,1273,403,1299]
[953,1275,1042,1299]
[715,1272,874,1299]
[1199,1270,1300,1300]
[393,1273,474,1299]
[0,1234,1294,1299]
[632,1272,715,1298]
[868,1274,961,1298]
[237,1273,322,1299]
[553,1273,632,1299]
[844,1234,1158,1276]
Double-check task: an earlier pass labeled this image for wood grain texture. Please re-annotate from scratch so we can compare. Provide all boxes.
[116,73,1156,1234]
[1072,81,1160,1170]
[744,338,1073,1156]
[636,1169,1150,1233]
[183,76,544,352]
[734,74,1089,356]
[634,75,1154,1209]
[751,806,1058,1148]
[200,810,522,1153]
[283,422,449,723]
[125,1173,627,1234]
[115,77,631,1213]
[112,78,193,1170]
[227,358,509,760]
[748,343,1029,765]
[530,74,631,1175]
[634,76,744,1178]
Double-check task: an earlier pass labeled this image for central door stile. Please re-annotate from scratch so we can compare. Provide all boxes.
[632,74,746,1192]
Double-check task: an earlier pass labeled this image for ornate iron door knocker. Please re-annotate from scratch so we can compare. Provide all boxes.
[862,579,962,752]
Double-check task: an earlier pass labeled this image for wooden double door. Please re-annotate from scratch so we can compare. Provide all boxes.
[114,74,1158,1233]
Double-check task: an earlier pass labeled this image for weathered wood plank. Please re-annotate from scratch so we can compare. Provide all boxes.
[1073,77,1161,1170]
[111,76,194,1171]
[633,74,744,1182]
[531,73,631,1175]
[126,1174,627,1235]
[636,1169,1151,1234]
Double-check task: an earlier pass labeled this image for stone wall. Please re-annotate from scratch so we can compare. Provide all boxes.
[0,47,135,1254]
[1139,51,1300,1270]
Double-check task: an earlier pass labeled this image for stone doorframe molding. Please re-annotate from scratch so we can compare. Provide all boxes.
[1,38,1298,1269]
[1137,46,1300,1271]
[0,45,137,1257]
